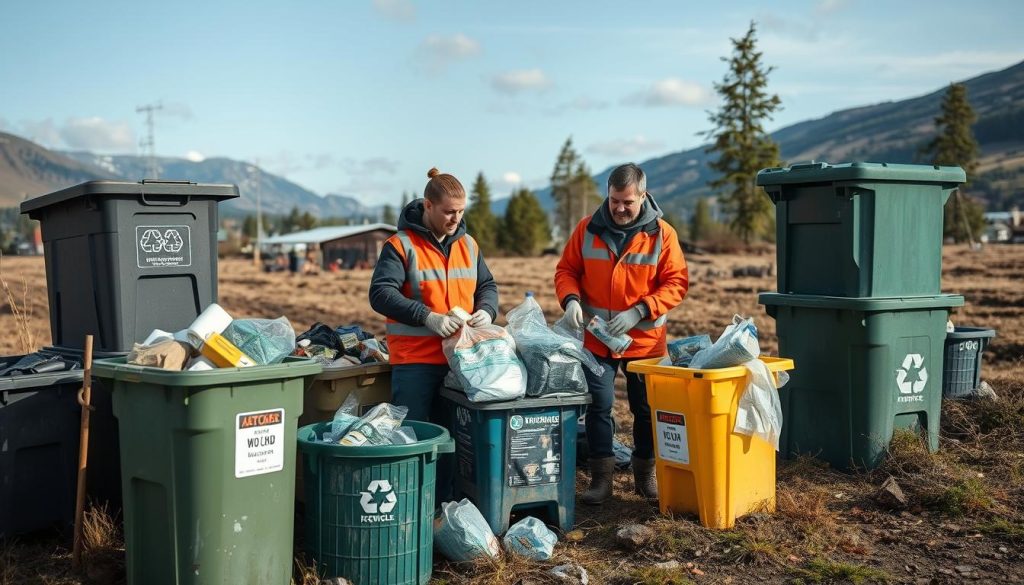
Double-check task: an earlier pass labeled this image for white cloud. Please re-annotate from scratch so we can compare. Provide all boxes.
[18,118,62,147]
[185,150,205,162]
[341,156,401,176]
[815,0,850,16]
[59,117,135,151]
[491,68,552,94]
[373,0,415,23]
[306,153,335,170]
[548,96,610,115]
[418,34,480,74]
[502,171,522,185]
[623,78,710,107]
[587,135,666,158]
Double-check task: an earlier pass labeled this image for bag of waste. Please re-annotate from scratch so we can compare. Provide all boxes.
[433,499,501,562]
[443,323,526,402]
[689,315,760,369]
[503,516,557,561]
[668,334,712,367]
[735,359,785,450]
[127,340,191,371]
[296,322,342,351]
[223,317,296,365]
[339,402,409,446]
[321,394,362,443]
[505,295,602,396]
[586,315,632,354]
[390,426,418,445]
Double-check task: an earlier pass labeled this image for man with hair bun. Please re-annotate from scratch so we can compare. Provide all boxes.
[369,167,499,499]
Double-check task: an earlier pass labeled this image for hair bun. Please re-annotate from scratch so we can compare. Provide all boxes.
[427,167,441,179]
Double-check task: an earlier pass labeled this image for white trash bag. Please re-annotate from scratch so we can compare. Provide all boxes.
[503,516,557,561]
[433,499,501,562]
[689,315,760,369]
[735,359,785,450]
[443,324,526,402]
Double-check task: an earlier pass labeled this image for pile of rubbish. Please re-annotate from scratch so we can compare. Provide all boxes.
[434,499,560,564]
[319,394,417,447]
[664,315,787,449]
[126,303,295,371]
[293,322,389,368]
[443,294,603,403]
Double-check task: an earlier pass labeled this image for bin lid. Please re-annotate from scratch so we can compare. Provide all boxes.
[756,162,966,187]
[92,356,322,386]
[947,326,996,340]
[759,292,965,311]
[440,387,592,410]
[20,179,240,215]
[0,350,85,392]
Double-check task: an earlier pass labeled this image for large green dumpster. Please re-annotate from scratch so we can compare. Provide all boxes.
[760,293,963,471]
[94,357,321,585]
[757,162,965,297]
[298,420,453,585]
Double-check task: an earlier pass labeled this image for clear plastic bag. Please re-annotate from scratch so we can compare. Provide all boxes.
[503,516,557,560]
[433,499,501,562]
[321,394,361,443]
[689,315,760,369]
[222,317,296,365]
[668,334,712,367]
[443,324,526,402]
[505,295,602,396]
[735,359,784,450]
[339,402,409,446]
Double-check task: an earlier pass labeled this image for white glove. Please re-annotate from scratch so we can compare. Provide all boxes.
[425,312,461,337]
[468,310,492,327]
[564,299,584,330]
[607,306,644,336]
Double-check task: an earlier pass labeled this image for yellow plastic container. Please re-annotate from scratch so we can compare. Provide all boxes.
[627,356,795,529]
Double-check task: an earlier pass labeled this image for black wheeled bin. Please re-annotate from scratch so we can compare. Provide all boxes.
[20,180,238,353]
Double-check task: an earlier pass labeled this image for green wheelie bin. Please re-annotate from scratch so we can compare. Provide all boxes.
[757,162,965,297]
[760,293,963,470]
[94,356,322,585]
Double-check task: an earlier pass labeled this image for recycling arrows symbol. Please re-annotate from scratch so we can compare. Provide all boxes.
[359,479,397,514]
[896,353,928,395]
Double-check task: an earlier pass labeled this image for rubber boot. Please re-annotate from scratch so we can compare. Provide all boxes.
[632,456,659,501]
[581,456,616,505]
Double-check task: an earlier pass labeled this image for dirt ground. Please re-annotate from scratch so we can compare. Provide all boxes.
[1,244,1023,584]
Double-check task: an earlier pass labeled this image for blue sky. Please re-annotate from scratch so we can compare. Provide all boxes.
[2,0,1022,206]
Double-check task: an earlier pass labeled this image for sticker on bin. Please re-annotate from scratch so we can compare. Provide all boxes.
[136,225,192,268]
[655,411,689,464]
[235,408,285,478]
[507,413,562,487]
[895,353,928,402]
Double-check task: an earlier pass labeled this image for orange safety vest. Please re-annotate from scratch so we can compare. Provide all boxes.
[555,217,688,359]
[384,229,479,365]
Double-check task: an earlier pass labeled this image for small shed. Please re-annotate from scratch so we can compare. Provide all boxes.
[261,223,397,269]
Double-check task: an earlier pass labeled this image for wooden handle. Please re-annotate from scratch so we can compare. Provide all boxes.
[72,335,94,570]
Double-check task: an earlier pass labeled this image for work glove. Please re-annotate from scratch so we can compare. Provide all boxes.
[425,312,462,337]
[607,306,644,336]
[563,299,584,330]
[468,310,492,327]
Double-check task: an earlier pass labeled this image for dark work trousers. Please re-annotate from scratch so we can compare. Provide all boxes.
[391,363,456,507]
[584,354,655,460]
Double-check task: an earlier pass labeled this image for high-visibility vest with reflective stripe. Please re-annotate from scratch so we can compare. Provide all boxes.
[556,216,689,359]
[384,229,479,364]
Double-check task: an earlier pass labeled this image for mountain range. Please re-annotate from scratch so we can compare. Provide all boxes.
[2,59,1022,219]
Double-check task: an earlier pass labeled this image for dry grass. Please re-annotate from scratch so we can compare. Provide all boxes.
[0,252,35,353]
[788,557,892,584]
[292,553,323,585]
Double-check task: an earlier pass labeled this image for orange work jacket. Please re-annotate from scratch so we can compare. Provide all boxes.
[554,216,688,359]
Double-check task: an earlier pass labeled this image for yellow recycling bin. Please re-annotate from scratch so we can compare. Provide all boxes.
[627,356,795,529]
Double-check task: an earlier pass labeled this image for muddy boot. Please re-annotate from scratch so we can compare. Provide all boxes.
[632,456,658,501]
[581,456,616,505]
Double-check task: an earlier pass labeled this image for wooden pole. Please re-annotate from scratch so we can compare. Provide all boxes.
[72,335,94,570]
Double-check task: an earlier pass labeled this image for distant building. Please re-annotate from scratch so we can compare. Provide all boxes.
[260,223,397,269]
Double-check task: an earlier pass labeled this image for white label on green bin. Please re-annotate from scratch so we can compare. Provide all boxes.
[136,225,192,268]
[656,410,689,464]
[895,353,928,402]
[359,479,398,523]
[235,408,285,478]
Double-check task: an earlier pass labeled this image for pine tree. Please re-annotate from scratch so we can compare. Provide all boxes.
[400,191,410,208]
[501,188,550,256]
[282,206,302,233]
[381,204,397,225]
[550,137,580,241]
[570,161,601,221]
[703,22,782,244]
[922,83,986,242]
[464,172,499,254]
[298,211,318,231]
[690,197,714,242]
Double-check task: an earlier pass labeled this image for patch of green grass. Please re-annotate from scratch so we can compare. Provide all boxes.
[979,518,1024,543]
[623,566,695,585]
[789,558,891,584]
[927,477,993,517]
[718,528,783,565]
